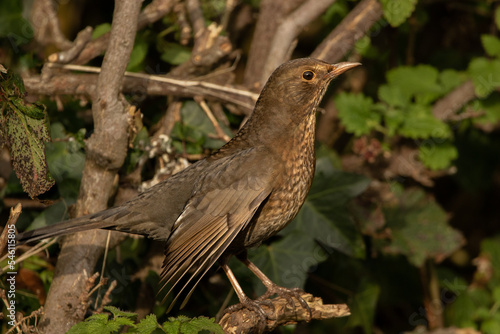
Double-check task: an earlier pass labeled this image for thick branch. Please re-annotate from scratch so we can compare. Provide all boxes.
[261,0,337,83]
[219,293,350,333]
[311,0,383,63]
[243,0,305,90]
[38,1,143,333]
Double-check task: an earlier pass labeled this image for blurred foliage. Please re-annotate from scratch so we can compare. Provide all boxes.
[1,0,500,333]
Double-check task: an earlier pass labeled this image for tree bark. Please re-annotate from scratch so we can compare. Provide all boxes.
[38,1,143,332]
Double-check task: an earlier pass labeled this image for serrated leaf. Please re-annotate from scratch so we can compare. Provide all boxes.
[131,314,161,334]
[468,57,500,98]
[378,84,408,108]
[481,34,500,58]
[105,306,137,320]
[335,92,381,136]
[380,0,418,27]
[162,316,222,334]
[419,142,458,170]
[179,317,223,334]
[386,65,442,105]
[380,188,464,267]
[345,281,380,334]
[398,105,450,139]
[67,313,124,334]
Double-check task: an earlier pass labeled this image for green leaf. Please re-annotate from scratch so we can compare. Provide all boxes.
[380,0,418,27]
[92,23,111,39]
[127,38,149,72]
[386,65,442,105]
[345,281,380,334]
[480,235,500,287]
[439,69,465,93]
[398,105,450,139]
[378,84,409,108]
[162,316,223,334]
[335,92,381,136]
[468,57,500,98]
[380,188,464,267]
[481,34,500,58]
[419,141,458,170]
[445,288,491,329]
[67,308,136,334]
[160,43,191,65]
[131,315,161,334]
[472,92,500,127]
[0,70,54,198]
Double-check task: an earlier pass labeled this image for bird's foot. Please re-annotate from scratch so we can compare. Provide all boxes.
[258,285,312,321]
[223,297,274,333]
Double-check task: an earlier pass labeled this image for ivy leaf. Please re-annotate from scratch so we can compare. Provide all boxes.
[481,34,500,58]
[468,57,500,98]
[248,231,327,294]
[0,70,54,198]
[380,0,418,27]
[379,188,465,267]
[335,92,381,136]
[398,105,450,139]
[419,141,458,170]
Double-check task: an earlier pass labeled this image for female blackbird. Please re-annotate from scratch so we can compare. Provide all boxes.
[17,58,360,318]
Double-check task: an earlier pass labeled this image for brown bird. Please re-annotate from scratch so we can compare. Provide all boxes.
[17,58,359,319]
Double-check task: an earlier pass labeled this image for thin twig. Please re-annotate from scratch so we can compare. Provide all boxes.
[0,203,22,255]
[195,96,232,142]
[312,0,383,63]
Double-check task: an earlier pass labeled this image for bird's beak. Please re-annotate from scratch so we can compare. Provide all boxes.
[329,62,362,77]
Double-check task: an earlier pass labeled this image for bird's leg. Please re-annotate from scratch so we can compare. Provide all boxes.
[237,252,313,321]
[221,262,272,332]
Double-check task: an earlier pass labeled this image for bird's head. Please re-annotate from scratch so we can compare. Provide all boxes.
[254,58,361,125]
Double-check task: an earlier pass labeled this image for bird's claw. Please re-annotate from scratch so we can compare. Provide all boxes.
[223,297,274,333]
[258,286,312,321]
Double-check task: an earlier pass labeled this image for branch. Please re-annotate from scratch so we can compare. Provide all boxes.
[243,0,305,90]
[73,0,177,65]
[30,0,72,49]
[0,203,21,256]
[261,0,336,83]
[38,1,143,332]
[311,0,383,63]
[23,64,259,113]
[219,293,350,333]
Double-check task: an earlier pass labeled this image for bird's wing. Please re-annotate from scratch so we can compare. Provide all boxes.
[159,147,276,308]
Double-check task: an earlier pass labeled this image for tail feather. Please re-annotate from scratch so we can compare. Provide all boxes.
[16,207,124,245]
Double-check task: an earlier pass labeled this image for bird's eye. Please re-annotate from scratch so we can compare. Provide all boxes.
[302,71,315,81]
